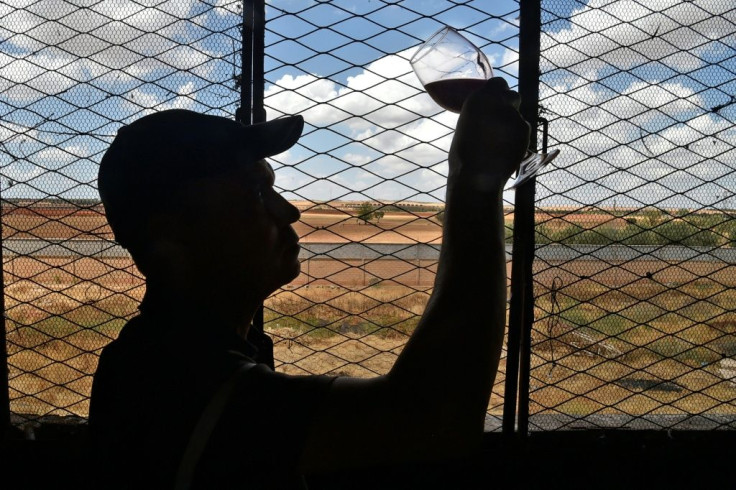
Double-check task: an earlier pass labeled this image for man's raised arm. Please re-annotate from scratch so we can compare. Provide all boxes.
[299,78,530,471]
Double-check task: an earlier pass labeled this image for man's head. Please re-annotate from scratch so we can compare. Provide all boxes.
[99,109,304,301]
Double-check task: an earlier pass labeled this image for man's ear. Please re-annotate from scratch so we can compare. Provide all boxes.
[133,211,194,285]
[146,239,191,281]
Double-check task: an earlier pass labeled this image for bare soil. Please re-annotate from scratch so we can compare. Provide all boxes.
[1,203,444,243]
[4,204,735,423]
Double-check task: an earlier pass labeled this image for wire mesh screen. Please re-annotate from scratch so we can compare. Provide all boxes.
[1,1,242,425]
[261,1,520,430]
[1,1,521,428]
[531,0,736,430]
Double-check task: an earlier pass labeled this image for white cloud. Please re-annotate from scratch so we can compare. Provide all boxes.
[0,1,217,102]
[214,0,241,16]
[541,78,708,157]
[3,162,44,183]
[625,82,700,111]
[4,0,197,51]
[268,148,303,169]
[34,144,89,165]
[0,50,84,101]
[265,74,347,125]
[121,81,197,116]
[341,153,372,166]
[263,49,463,200]
[0,120,38,142]
[265,50,437,127]
[542,0,734,75]
[538,1,736,209]
[499,49,519,77]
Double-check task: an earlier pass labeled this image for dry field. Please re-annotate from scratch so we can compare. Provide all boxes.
[4,205,736,425]
[3,204,449,420]
[4,275,509,421]
[1,204,445,244]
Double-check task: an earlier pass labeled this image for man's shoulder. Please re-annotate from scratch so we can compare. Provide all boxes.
[228,362,337,415]
[95,313,337,405]
[200,362,337,487]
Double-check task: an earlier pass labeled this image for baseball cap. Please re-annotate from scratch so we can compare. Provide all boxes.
[98,109,303,248]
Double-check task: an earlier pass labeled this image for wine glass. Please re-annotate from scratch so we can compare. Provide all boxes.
[410,26,559,188]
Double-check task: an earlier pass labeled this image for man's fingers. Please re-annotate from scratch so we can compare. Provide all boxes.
[506,90,521,111]
[483,77,509,92]
[468,77,521,111]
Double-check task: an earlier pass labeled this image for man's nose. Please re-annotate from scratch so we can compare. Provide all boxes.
[272,193,300,224]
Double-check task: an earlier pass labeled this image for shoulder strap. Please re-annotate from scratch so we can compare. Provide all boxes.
[175,360,256,490]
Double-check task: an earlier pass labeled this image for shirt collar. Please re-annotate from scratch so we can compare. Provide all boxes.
[127,308,260,361]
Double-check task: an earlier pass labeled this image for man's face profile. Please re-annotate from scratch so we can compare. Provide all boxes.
[98,109,306,306]
[173,156,302,299]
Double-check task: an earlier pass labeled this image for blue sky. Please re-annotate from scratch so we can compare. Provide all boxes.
[0,0,734,210]
[537,0,736,209]
[260,0,521,204]
[0,0,521,203]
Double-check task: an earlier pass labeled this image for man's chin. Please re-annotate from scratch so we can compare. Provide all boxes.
[285,260,302,284]
[268,261,301,293]
[285,245,302,279]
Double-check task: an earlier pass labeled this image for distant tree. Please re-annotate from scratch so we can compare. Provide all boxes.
[356,201,383,224]
[640,207,662,228]
[434,209,445,226]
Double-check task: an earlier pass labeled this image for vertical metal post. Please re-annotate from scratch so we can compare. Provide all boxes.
[237,0,254,126]
[503,0,542,437]
[251,0,266,339]
[0,190,9,438]
[503,254,522,435]
[240,0,271,366]
[516,0,543,437]
[252,0,266,125]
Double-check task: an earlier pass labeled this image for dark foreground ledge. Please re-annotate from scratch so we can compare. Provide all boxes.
[310,429,734,490]
[2,422,733,489]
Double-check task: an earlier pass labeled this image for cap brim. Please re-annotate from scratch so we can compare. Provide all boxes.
[247,115,304,160]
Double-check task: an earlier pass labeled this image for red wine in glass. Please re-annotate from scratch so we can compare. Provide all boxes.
[411,26,559,188]
[424,78,488,113]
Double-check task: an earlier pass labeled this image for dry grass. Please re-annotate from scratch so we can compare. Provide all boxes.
[2,207,444,244]
[8,263,735,422]
[265,285,430,376]
[530,266,736,418]
[4,207,735,423]
[5,279,137,418]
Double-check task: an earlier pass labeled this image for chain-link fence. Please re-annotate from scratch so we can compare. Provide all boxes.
[1,1,243,426]
[531,0,736,430]
[1,1,521,429]
[260,1,521,430]
[3,0,734,435]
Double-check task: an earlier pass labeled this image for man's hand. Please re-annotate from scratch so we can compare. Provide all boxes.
[449,77,530,189]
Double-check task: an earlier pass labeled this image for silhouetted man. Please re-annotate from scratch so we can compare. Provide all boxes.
[90,77,530,489]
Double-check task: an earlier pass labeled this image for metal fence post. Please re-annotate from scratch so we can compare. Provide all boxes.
[503,0,542,437]
[252,0,266,125]
[0,192,9,438]
[241,0,270,365]
[251,0,266,339]
[237,0,254,126]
